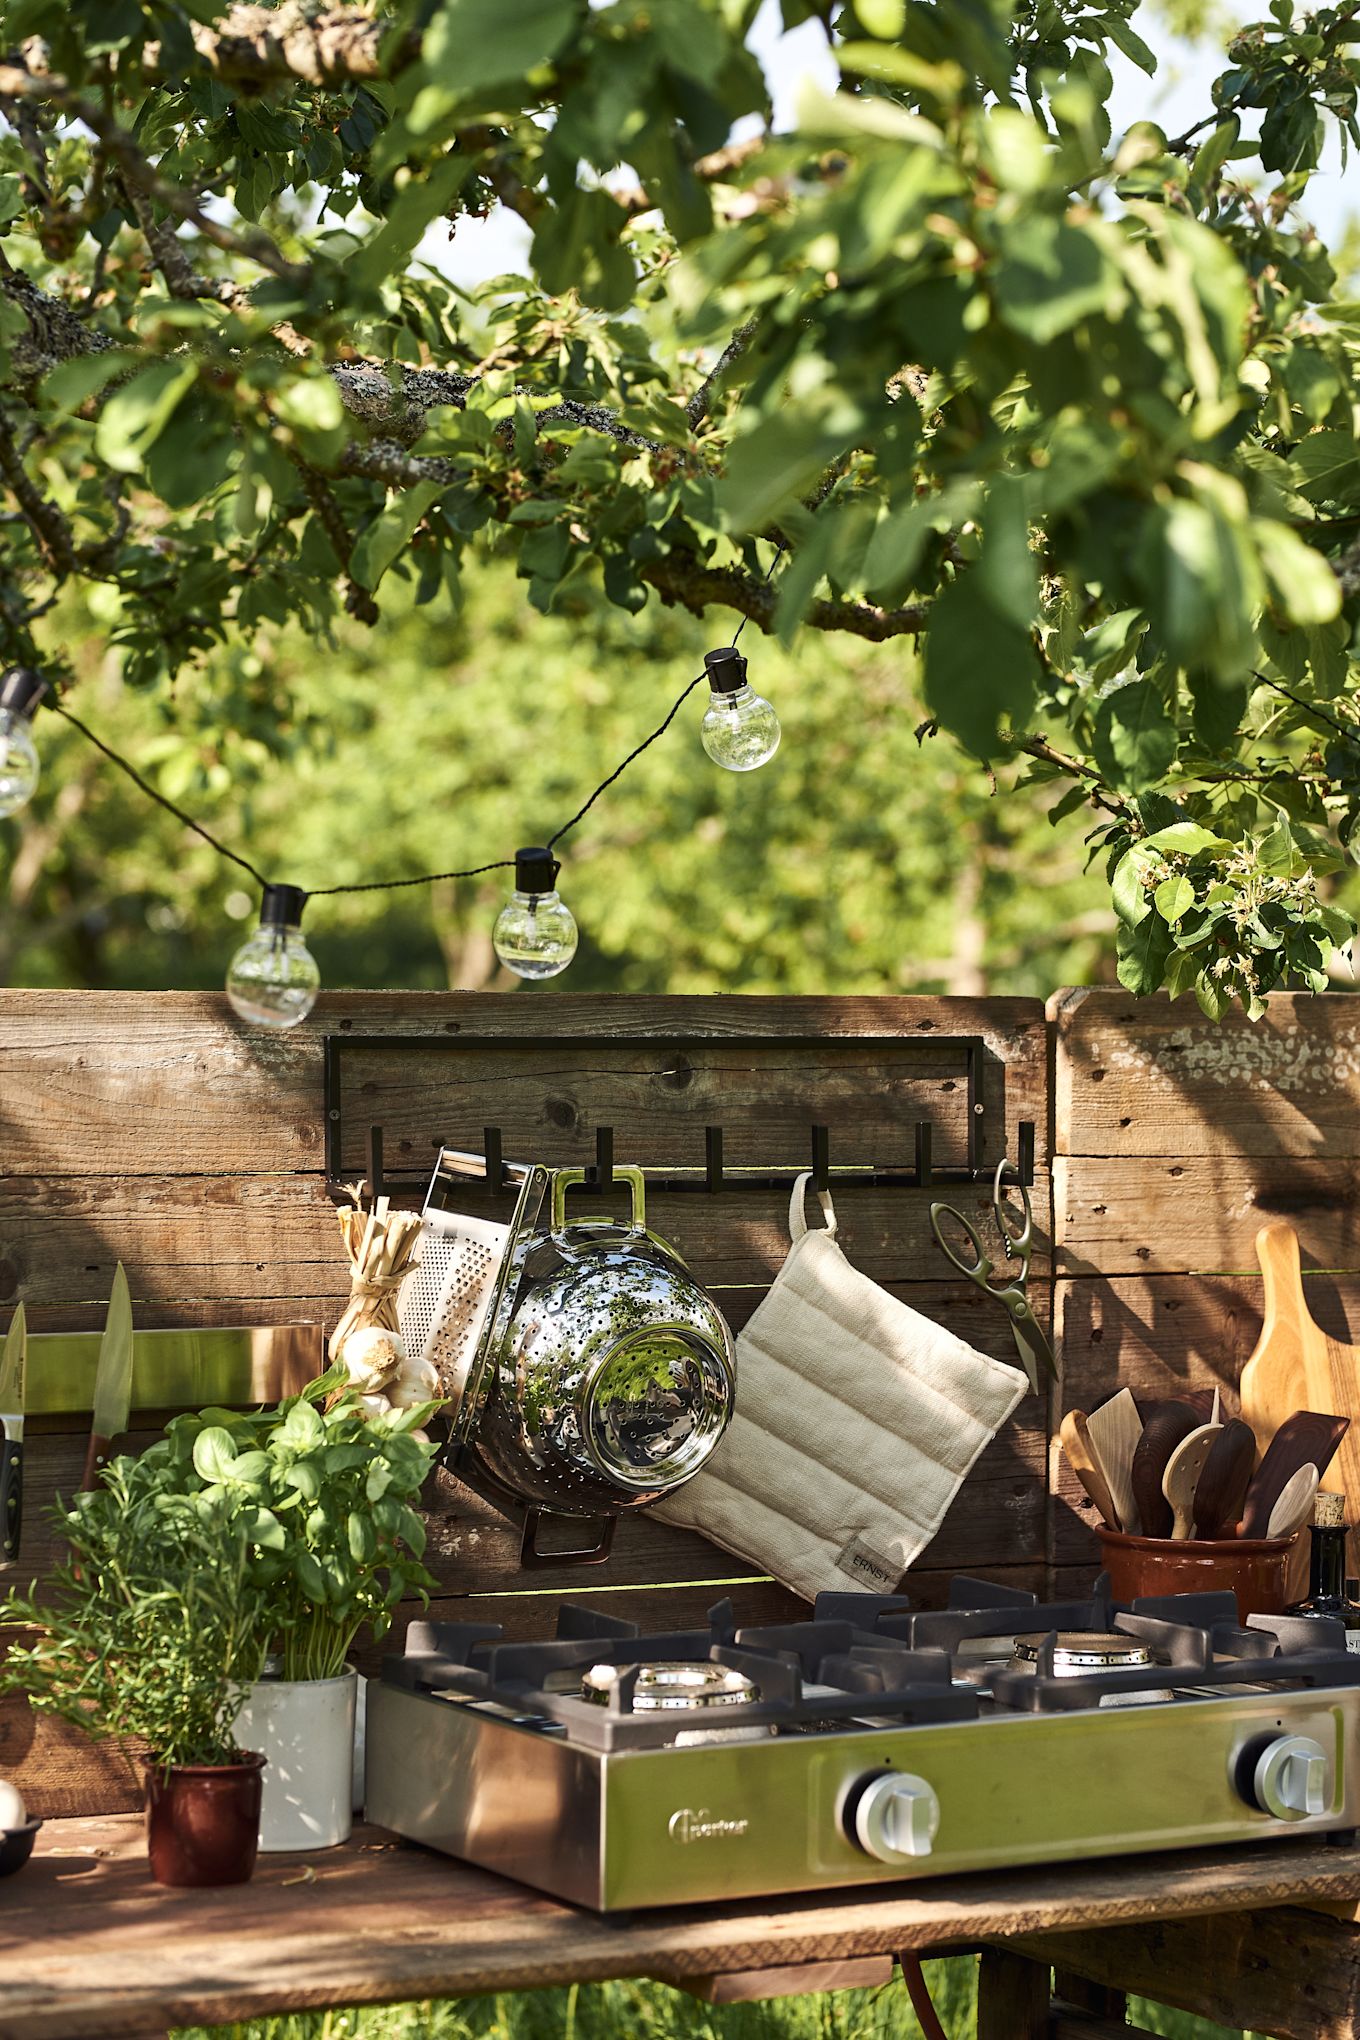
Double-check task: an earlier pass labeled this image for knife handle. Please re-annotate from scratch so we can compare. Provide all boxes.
[82,1434,113,1492]
[0,1430,21,1565]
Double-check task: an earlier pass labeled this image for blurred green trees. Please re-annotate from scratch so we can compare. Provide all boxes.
[2,561,1124,999]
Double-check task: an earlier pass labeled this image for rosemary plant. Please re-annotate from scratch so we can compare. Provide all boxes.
[1,1467,270,1768]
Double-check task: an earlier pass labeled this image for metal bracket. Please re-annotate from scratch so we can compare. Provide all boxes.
[322,1031,1033,1199]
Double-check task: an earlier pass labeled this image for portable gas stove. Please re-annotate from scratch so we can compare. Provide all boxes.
[364,1575,1360,1910]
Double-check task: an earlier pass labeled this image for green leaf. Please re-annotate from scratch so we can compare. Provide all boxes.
[1116,911,1174,994]
[1155,875,1194,923]
[1294,430,1360,506]
[976,476,1037,630]
[1092,681,1178,792]
[1142,822,1231,855]
[93,359,198,475]
[191,1427,238,1483]
[274,376,345,437]
[1111,848,1152,926]
[922,578,1039,759]
[993,217,1111,346]
[419,0,577,105]
[0,174,22,225]
[1254,520,1342,626]
[1104,17,1157,74]
[351,482,444,591]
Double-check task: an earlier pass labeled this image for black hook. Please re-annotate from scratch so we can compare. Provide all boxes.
[590,1124,614,1190]
[366,1124,384,1204]
[706,1125,724,1194]
[915,1120,933,1189]
[811,1124,830,1194]
[1016,1119,1035,1188]
[483,1125,504,1192]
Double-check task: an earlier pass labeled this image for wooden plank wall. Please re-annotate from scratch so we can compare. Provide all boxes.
[1050,987,1360,1594]
[0,991,1051,1814]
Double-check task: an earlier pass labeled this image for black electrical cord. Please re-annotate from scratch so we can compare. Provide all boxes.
[46,541,787,904]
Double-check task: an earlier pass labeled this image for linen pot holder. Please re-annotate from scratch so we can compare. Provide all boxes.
[654,1174,1027,1602]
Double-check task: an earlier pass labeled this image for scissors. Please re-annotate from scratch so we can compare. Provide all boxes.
[929,1160,1056,1394]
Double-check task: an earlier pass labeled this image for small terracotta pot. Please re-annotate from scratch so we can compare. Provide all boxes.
[1098,1527,1297,1624]
[144,1751,265,1888]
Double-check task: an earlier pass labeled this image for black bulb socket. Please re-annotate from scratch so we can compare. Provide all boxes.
[704,647,748,695]
[514,846,560,897]
[260,883,308,929]
[0,667,48,721]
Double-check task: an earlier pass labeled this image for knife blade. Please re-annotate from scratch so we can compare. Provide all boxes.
[0,1304,25,1564]
[82,1263,133,1490]
[27,1323,324,1416]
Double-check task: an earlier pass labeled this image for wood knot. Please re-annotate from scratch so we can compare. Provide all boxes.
[544,1096,578,1130]
[659,1056,695,1090]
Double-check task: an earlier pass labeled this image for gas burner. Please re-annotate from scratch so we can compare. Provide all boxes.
[367,1573,1360,1912]
[581,1660,758,1711]
[1011,1631,1154,1675]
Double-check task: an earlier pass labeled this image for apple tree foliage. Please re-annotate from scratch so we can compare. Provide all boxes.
[2,0,1360,1014]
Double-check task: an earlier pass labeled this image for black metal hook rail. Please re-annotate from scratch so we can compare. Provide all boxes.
[322,1030,1036,1205]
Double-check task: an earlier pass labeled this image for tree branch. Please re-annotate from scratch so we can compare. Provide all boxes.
[0,404,76,577]
[641,547,930,641]
[0,60,308,290]
[160,4,412,87]
[293,458,379,626]
[687,314,760,427]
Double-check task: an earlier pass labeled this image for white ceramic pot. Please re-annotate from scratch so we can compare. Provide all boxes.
[234,1668,357,1851]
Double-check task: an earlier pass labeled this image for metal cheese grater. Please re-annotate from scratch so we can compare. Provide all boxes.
[397,1150,547,1437]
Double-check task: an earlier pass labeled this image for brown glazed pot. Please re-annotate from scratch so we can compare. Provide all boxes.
[1097,1527,1297,1624]
[144,1751,265,1887]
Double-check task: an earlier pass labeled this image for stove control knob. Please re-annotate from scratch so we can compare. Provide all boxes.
[852,1772,940,1863]
[1251,1735,1330,1821]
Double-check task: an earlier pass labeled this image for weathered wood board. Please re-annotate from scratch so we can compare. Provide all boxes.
[0,991,1050,1815]
[1050,988,1360,1577]
[1,1816,1357,2040]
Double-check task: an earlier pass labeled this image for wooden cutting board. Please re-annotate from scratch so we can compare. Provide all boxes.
[1240,1222,1360,1559]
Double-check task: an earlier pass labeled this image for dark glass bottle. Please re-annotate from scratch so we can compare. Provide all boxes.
[1286,1493,1360,1648]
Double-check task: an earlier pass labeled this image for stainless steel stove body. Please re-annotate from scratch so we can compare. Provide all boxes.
[364,1577,1360,1910]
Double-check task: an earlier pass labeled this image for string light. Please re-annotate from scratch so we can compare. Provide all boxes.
[492,848,578,980]
[225,884,320,1028]
[19,545,788,1022]
[700,647,781,772]
[0,667,48,818]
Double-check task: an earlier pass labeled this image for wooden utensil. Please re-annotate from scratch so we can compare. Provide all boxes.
[1241,1222,1360,1546]
[1240,1411,1350,1539]
[1192,1419,1258,1539]
[1131,1401,1201,1539]
[1266,1463,1321,1542]
[1085,1389,1144,1537]
[1060,1410,1121,1530]
[1161,1422,1222,1540]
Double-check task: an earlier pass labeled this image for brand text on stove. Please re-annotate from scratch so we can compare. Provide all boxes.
[667,1808,750,1845]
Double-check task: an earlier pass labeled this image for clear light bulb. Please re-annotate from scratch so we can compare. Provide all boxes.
[700,647,780,772]
[226,884,320,1028]
[493,847,578,980]
[0,667,48,818]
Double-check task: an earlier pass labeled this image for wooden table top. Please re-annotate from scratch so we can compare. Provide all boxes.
[1,1817,1358,2039]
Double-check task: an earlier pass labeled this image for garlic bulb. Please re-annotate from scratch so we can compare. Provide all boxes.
[341,1325,405,1396]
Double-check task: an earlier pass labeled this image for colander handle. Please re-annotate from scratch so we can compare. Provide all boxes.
[551,1163,647,1232]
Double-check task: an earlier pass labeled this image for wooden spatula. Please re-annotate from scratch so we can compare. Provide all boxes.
[1266,1463,1321,1542]
[1131,1401,1201,1539]
[1161,1422,1222,1540]
[1085,1389,1143,1537]
[1240,1223,1360,1552]
[1060,1410,1121,1530]
[1240,1411,1350,1539]
[1192,1419,1257,1539]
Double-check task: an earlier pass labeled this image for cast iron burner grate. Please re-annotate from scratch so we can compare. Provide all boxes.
[378,1574,1360,1751]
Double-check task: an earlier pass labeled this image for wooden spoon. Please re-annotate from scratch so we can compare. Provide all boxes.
[1060,1410,1121,1530]
[1131,1401,1201,1540]
[1192,1419,1257,1539]
[1086,1389,1144,1537]
[1161,1423,1222,1540]
[1240,1411,1350,1539]
[1266,1463,1321,1542]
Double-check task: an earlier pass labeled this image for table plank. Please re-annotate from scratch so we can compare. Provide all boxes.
[0,1819,1358,2039]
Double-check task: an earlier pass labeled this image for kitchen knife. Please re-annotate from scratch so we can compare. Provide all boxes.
[0,1304,25,1564]
[27,1322,324,1416]
[82,1263,133,1490]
